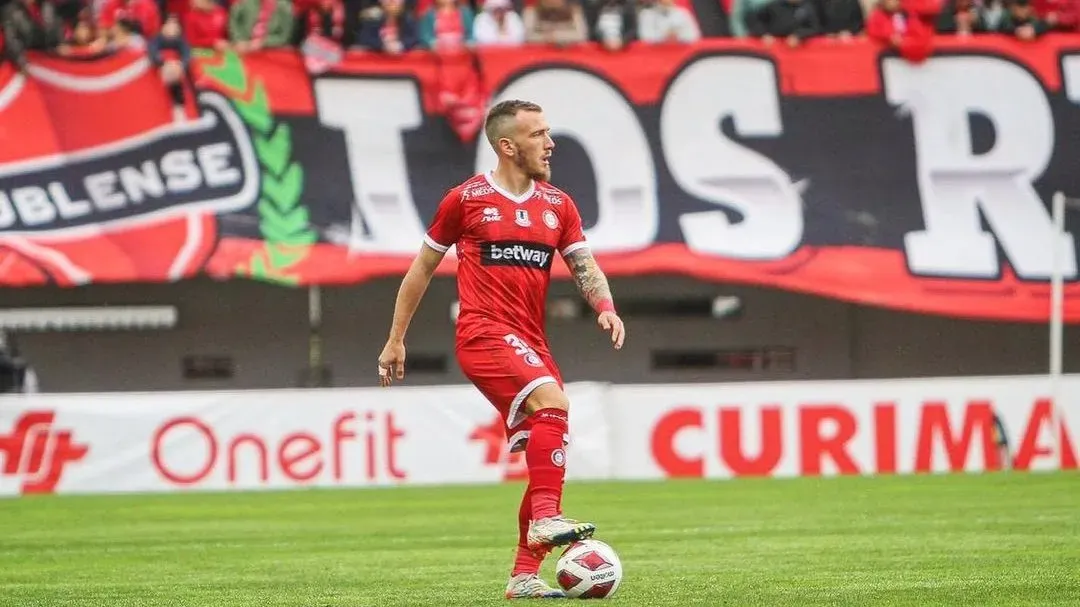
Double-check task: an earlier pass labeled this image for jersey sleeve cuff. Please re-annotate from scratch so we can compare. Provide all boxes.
[560,241,589,256]
[423,234,450,253]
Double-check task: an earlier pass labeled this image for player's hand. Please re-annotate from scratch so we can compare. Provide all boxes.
[378,340,406,387]
[597,311,625,350]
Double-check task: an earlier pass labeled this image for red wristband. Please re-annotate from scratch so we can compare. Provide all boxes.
[597,299,616,314]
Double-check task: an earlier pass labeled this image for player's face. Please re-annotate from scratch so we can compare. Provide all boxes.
[512,110,555,182]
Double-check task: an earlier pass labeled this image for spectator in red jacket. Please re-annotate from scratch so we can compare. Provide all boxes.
[867,0,932,63]
[419,0,475,52]
[305,0,346,43]
[98,0,162,38]
[1030,0,1077,29]
[183,0,229,48]
[299,0,345,72]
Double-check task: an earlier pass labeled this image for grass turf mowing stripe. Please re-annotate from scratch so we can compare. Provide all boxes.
[0,473,1077,606]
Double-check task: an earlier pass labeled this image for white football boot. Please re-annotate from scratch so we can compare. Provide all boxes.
[505,573,567,599]
[526,516,596,551]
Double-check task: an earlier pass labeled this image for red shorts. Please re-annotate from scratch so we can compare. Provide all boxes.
[456,330,564,452]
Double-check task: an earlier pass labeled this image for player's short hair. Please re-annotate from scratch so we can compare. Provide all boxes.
[484,100,543,150]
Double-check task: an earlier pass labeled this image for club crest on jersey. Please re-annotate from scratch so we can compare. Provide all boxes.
[482,207,502,223]
[515,209,531,227]
[543,210,559,230]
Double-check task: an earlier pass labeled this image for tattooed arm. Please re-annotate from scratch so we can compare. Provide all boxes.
[564,248,614,312]
[564,248,625,349]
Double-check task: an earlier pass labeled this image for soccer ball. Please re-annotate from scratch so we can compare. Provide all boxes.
[555,539,623,599]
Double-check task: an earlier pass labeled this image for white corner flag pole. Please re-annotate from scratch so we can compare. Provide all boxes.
[1050,191,1066,470]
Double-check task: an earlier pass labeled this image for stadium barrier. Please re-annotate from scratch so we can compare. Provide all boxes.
[0,374,1074,497]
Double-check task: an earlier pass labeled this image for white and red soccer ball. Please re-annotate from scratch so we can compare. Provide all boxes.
[555,539,623,599]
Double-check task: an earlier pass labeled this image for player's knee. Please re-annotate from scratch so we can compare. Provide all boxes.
[524,382,569,415]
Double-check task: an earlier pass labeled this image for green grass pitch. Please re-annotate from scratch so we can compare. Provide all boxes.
[1,473,1078,606]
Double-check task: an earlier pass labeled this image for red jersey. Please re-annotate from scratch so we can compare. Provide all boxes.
[183,6,229,48]
[425,172,587,348]
[99,0,163,38]
[433,8,466,51]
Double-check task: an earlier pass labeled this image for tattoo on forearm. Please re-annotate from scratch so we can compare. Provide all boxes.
[566,249,612,309]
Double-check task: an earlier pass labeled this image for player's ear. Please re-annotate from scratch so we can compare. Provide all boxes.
[498,137,514,157]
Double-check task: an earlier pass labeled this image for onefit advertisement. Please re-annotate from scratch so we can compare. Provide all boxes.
[0,383,611,496]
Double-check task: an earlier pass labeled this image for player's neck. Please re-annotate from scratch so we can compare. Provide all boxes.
[490,166,534,197]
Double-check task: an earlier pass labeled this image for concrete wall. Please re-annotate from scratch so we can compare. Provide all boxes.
[3,275,1077,392]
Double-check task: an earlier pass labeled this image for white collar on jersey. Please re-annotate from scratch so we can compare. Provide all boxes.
[484,171,535,204]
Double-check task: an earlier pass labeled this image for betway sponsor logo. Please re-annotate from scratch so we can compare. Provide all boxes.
[0,92,259,236]
[481,241,554,270]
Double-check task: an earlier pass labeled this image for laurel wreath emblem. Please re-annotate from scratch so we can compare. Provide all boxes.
[195,50,316,284]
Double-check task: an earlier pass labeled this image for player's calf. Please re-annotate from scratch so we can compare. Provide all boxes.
[524,405,569,521]
[522,384,595,549]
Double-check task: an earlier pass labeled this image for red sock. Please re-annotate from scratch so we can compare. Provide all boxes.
[512,489,545,576]
[525,408,569,520]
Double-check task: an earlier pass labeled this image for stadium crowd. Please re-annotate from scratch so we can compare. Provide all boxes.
[0,0,1073,122]
[2,0,1076,70]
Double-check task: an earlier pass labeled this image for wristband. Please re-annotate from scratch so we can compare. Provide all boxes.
[597,299,616,314]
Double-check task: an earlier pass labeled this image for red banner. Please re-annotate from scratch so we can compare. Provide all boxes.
[3,37,1080,322]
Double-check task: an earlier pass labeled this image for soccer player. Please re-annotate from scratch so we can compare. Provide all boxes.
[377,99,626,599]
